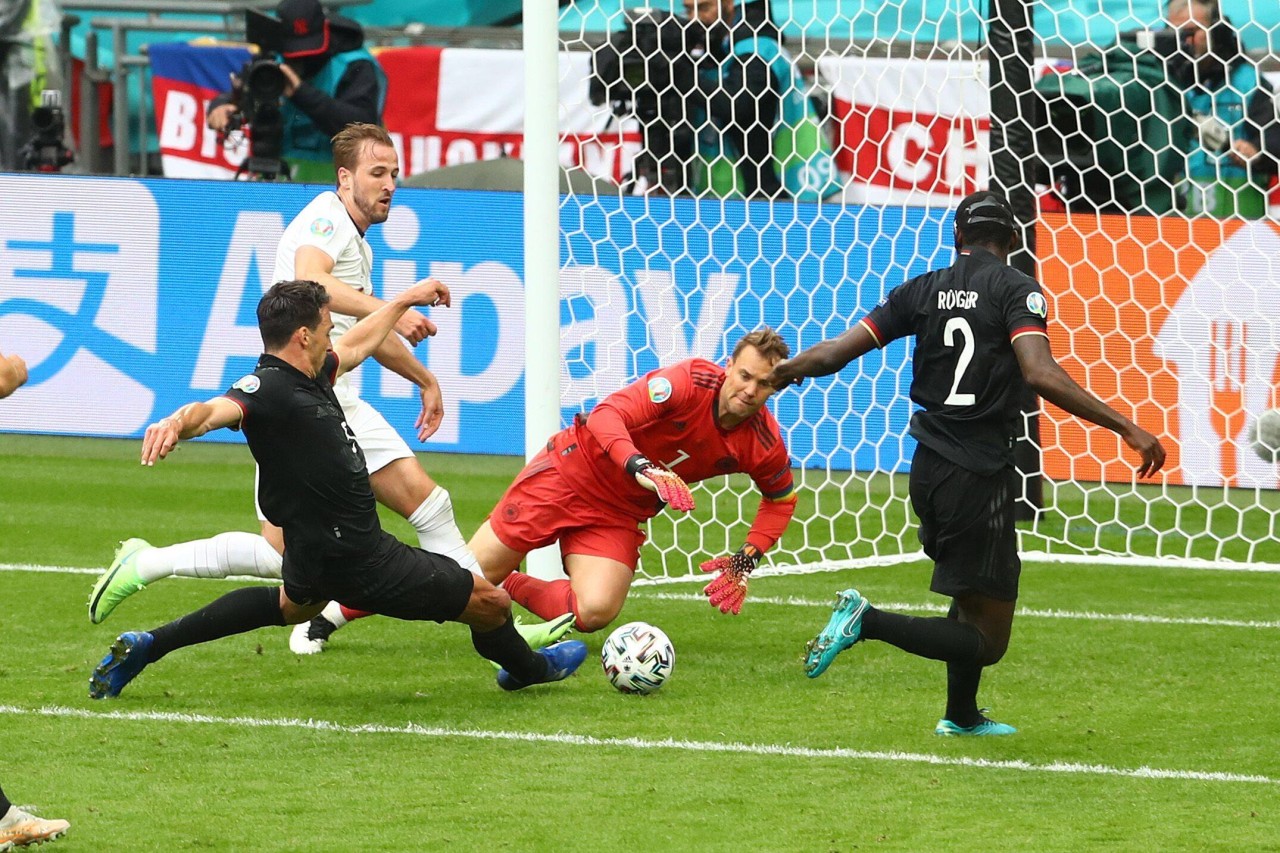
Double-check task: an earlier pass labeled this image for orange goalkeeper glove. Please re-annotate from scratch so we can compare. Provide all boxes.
[625,454,695,511]
[699,544,761,615]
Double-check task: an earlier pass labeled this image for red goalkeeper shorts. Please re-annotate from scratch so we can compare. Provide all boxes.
[489,452,648,570]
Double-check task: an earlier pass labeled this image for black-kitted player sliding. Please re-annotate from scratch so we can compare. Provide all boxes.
[89,279,587,699]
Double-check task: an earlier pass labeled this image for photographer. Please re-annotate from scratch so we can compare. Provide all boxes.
[1166,0,1280,217]
[590,1,836,201]
[206,0,385,182]
[688,0,838,201]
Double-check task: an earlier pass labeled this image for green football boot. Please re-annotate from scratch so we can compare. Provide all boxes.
[935,716,1018,736]
[88,538,152,624]
[804,588,869,678]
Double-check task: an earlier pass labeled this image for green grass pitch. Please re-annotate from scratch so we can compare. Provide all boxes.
[1,434,1277,851]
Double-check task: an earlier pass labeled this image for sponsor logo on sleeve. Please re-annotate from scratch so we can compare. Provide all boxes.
[232,374,261,393]
[647,376,672,403]
[1026,292,1048,319]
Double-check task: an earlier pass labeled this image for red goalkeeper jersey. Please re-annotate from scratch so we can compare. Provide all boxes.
[547,358,796,552]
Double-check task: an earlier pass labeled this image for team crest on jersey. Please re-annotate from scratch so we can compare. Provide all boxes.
[648,377,672,403]
[1026,292,1048,319]
[310,217,335,238]
[232,375,260,394]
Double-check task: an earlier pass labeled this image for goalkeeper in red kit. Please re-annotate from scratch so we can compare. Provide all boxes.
[476,327,798,631]
[297,327,797,642]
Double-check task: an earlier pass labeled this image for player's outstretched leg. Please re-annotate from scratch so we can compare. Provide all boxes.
[804,588,869,678]
[87,538,152,624]
[88,631,154,699]
[935,714,1017,737]
[483,613,577,671]
[0,804,70,849]
[495,640,589,691]
[514,613,575,649]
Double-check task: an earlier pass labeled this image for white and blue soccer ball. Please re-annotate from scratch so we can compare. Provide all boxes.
[1249,408,1280,464]
[601,621,674,694]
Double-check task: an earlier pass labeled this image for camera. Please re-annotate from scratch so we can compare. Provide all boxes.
[1122,27,1194,86]
[589,8,709,192]
[19,89,73,172]
[223,10,290,179]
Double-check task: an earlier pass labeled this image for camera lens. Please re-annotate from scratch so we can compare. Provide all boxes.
[246,60,286,101]
[31,106,59,134]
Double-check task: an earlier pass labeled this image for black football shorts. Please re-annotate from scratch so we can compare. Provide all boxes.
[909,442,1021,601]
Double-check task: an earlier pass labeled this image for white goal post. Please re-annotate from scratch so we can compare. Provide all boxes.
[523,0,1280,580]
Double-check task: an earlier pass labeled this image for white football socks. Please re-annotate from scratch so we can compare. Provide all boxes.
[135,531,284,582]
[318,600,348,628]
[406,487,482,576]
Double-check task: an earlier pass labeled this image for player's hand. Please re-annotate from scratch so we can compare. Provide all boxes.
[0,353,28,398]
[1228,138,1260,167]
[207,103,237,132]
[395,279,449,343]
[394,309,437,345]
[416,378,444,441]
[764,360,803,389]
[699,545,761,615]
[140,417,182,466]
[1121,423,1166,479]
[624,454,695,511]
[279,62,302,98]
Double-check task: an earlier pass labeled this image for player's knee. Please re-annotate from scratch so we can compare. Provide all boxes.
[978,635,1009,666]
[573,601,621,634]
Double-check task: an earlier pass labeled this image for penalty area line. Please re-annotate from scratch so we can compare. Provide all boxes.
[1,704,1274,787]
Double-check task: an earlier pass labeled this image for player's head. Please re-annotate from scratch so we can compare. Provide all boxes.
[953,191,1018,253]
[333,123,398,230]
[258,279,333,365]
[720,327,790,425]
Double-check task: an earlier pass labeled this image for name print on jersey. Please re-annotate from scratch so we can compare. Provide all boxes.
[938,290,979,310]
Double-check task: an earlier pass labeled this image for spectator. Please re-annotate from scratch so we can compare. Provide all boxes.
[1166,0,1280,217]
[688,0,838,201]
[206,0,386,182]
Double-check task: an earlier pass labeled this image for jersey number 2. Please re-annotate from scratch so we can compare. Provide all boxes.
[943,317,976,406]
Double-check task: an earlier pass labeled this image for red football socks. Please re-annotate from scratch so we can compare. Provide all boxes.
[502,573,581,630]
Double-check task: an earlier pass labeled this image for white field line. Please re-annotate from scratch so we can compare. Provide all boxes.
[0,703,1272,786]
[8,550,1279,583]
[632,591,1280,630]
[5,563,1275,630]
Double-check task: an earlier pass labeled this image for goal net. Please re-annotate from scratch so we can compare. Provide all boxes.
[552,0,1280,580]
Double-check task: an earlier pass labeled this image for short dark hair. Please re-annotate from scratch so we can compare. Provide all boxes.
[258,280,330,350]
[953,191,1017,247]
[732,327,790,363]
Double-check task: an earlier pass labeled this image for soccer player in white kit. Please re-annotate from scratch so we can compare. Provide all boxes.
[86,124,562,653]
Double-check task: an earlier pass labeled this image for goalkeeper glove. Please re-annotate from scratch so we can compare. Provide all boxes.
[699,544,761,615]
[625,454,695,511]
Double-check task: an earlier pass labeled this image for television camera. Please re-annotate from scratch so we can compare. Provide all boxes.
[18,90,73,172]
[224,9,291,180]
[589,8,710,193]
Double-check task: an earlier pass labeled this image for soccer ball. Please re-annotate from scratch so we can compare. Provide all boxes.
[1249,408,1280,463]
[600,621,674,694]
